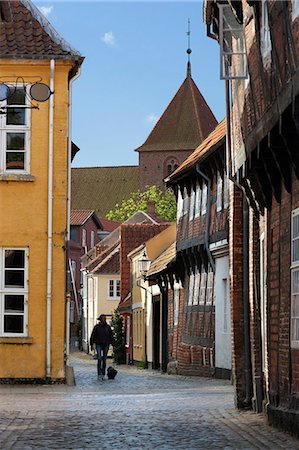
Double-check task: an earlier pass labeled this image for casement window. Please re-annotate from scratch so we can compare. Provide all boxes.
[108,279,120,299]
[82,229,87,247]
[216,173,223,212]
[183,187,189,216]
[189,188,195,221]
[291,208,299,347]
[90,230,95,249]
[0,248,28,336]
[206,269,214,305]
[69,300,75,323]
[261,0,272,62]
[0,86,31,174]
[195,183,201,218]
[173,283,180,326]
[201,184,207,216]
[223,174,229,209]
[199,271,207,305]
[71,260,76,283]
[292,0,299,20]
[188,272,195,305]
[193,267,200,306]
[177,189,183,222]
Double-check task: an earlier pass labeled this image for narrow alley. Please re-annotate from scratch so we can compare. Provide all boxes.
[0,352,298,450]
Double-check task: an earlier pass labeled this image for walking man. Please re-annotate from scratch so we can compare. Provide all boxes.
[90,314,114,380]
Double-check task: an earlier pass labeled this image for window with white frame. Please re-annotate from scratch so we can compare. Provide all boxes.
[173,283,180,326]
[202,184,207,216]
[0,86,31,174]
[206,269,214,305]
[195,183,201,218]
[193,267,200,306]
[223,173,229,209]
[0,248,28,336]
[216,173,223,212]
[291,208,299,347]
[177,189,183,222]
[261,0,272,61]
[199,270,207,305]
[90,230,95,249]
[108,279,120,299]
[292,0,299,20]
[189,187,195,221]
[188,272,195,305]
[71,260,76,283]
[82,228,87,247]
[183,187,189,216]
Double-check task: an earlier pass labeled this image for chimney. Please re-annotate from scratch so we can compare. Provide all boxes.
[146,200,156,216]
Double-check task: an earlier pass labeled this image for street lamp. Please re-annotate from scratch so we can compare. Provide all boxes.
[139,251,151,280]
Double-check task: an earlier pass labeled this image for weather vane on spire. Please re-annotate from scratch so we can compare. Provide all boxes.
[186,18,192,77]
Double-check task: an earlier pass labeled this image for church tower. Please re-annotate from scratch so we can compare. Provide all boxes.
[135,43,218,191]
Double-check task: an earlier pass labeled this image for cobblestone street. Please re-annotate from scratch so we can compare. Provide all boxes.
[0,352,298,450]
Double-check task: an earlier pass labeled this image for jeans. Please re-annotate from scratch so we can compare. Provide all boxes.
[96,344,109,376]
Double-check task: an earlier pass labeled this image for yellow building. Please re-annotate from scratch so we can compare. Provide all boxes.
[0,1,83,381]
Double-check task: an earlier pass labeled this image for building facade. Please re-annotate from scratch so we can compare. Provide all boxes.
[0,1,82,381]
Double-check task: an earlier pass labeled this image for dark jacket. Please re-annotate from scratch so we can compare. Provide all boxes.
[90,323,114,347]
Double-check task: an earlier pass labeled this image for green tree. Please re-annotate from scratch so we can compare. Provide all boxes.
[111,310,126,364]
[106,185,176,222]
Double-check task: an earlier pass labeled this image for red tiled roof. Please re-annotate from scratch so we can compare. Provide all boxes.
[0,0,82,60]
[92,246,120,275]
[135,74,218,153]
[99,217,121,233]
[70,210,102,229]
[166,119,226,183]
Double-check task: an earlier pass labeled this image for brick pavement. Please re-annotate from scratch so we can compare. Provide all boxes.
[0,351,298,449]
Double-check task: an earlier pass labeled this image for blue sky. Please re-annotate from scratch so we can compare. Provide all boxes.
[34,1,225,168]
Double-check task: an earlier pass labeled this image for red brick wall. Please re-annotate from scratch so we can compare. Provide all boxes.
[120,223,170,302]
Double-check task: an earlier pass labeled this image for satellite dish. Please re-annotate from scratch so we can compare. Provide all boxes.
[30,82,52,102]
[0,83,10,101]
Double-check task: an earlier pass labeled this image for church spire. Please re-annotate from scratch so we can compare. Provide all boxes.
[186,18,192,77]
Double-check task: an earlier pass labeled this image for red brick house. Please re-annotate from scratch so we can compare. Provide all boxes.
[163,120,231,377]
[205,0,299,436]
[135,61,218,191]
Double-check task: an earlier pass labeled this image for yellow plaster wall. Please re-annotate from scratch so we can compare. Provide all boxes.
[0,59,74,379]
[96,274,120,319]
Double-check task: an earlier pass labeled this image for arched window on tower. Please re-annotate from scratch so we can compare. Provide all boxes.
[165,157,179,177]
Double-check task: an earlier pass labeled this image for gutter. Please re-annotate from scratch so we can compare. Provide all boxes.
[65,66,81,360]
[46,59,55,378]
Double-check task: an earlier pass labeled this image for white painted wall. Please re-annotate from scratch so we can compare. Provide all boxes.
[215,255,232,370]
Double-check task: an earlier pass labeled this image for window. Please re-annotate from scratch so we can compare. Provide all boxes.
[71,260,76,283]
[82,229,87,247]
[224,174,229,209]
[202,184,207,216]
[0,248,28,336]
[195,183,201,218]
[219,4,247,80]
[183,187,189,216]
[193,267,200,306]
[291,209,299,347]
[0,87,31,174]
[177,189,183,222]
[189,188,195,221]
[173,283,180,326]
[217,174,223,212]
[292,0,299,20]
[69,300,75,323]
[199,271,207,305]
[108,279,120,299]
[188,272,195,305]
[90,230,95,249]
[223,279,228,333]
[206,269,214,305]
[261,0,271,61]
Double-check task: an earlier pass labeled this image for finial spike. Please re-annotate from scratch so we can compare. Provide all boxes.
[186,18,192,77]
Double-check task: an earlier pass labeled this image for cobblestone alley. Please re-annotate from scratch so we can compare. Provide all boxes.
[0,352,298,450]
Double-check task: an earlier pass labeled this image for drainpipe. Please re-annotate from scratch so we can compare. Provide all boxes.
[65,66,81,359]
[195,165,215,272]
[46,59,55,378]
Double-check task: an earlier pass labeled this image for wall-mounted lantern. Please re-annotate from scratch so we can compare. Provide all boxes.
[139,251,151,280]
